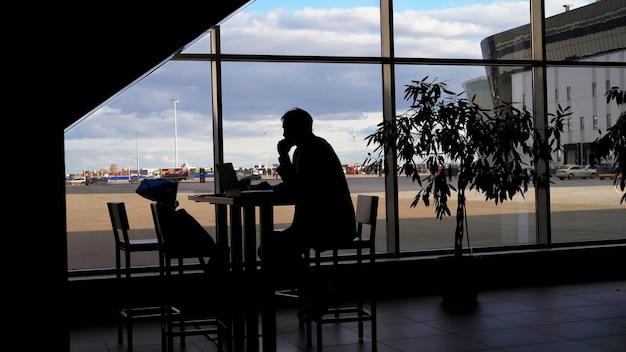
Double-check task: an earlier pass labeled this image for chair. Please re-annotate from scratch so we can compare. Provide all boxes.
[150,201,230,352]
[307,194,379,351]
[107,201,168,352]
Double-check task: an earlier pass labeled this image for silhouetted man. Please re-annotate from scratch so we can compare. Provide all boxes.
[260,107,356,321]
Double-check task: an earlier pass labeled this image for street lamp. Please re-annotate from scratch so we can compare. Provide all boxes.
[171,98,179,167]
[264,132,268,170]
[353,133,357,172]
[136,131,140,179]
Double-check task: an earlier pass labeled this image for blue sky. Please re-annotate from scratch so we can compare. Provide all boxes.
[64,0,595,175]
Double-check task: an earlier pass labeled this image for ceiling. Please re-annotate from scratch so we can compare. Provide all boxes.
[55,1,251,130]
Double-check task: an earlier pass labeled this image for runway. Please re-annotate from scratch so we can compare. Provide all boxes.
[66,174,624,272]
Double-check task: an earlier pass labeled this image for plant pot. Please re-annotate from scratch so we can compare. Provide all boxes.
[436,255,482,309]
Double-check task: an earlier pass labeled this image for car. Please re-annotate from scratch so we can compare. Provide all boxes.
[88,176,109,184]
[596,163,619,180]
[66,177,87,185]
[555,164,597,180]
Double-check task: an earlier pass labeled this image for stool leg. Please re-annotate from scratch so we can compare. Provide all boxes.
[127,309,133,352]
[165,302,174,352]
[316,321,323,352]
[117,311,124,344]
[161,318,166,352]
[306,321,312,346]
[125,251,134,351]
[371,300,377,351]
[177,258,186,348]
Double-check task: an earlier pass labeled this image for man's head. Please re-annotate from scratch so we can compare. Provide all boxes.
[281,107,313,142]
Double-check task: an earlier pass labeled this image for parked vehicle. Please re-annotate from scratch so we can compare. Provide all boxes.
[596,163,619,180]
[160,167,189,182]
[66,177,87,185]
[555,165,597,180]
[88,176,109,184]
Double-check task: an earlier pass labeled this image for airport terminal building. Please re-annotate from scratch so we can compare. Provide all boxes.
[480,0,625,165]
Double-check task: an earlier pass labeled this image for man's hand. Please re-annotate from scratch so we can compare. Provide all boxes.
[277,139,295,157]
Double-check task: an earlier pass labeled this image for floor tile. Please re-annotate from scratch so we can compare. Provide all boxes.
[69,280,626,352]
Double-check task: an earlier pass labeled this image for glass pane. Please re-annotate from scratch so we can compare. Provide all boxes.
[394,0,530,59]
[393,65,538,252]
[65,60,215,271]
[220,61,383,168]
[544,66,626,243]
[544,0,625,62]
[220,61,386,252]
[220,0,381,56]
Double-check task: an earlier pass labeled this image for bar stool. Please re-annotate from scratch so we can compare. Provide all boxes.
[307,194,379,351]
[107,201,171,352]
[150,201,230,352]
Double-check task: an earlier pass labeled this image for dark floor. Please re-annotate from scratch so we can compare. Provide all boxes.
[70,280,626,352]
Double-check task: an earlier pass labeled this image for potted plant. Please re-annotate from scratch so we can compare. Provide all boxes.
[366,76,568,308]
[590,87,625,203]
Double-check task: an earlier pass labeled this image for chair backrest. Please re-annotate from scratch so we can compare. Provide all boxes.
[108,201,130,245]
[149,202,166,247]
[355,195,379,244]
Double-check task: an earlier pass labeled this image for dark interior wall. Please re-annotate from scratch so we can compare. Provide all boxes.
[68,246,626,324]
[27,2,251,350]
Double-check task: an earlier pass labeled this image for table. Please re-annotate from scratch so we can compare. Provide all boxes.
[188,190,284,352]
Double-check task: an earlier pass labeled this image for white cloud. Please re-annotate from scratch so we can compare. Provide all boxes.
[64,0,595,174]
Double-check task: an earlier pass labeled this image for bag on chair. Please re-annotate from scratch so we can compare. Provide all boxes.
[172,208,229,276]
[169,208,217,258]
[136,178,179,208]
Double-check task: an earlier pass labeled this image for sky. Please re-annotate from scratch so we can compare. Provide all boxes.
[64,0,595,175]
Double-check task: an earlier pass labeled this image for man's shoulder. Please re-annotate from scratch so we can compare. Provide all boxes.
[313,135,331,145]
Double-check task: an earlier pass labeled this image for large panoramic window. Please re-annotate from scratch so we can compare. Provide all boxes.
[65,0,625,273]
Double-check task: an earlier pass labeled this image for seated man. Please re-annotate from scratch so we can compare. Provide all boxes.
[260,107,357,322]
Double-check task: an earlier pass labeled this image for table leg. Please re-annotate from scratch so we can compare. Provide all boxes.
[243,205,259,351]
[229,205,243,273]
[259,202,276,352]
[215,204,229,248]
[228,205,246,351]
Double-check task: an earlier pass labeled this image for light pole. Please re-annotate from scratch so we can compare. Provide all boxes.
[171,98,179,167]
[353,133,357,173]
[135,131,140,179]
[264,132,268,170]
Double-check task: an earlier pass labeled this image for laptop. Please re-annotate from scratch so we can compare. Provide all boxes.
[215,162,244,197]
[215,162,274,198]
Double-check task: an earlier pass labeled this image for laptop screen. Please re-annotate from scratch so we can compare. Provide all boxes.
[215,162,242,197]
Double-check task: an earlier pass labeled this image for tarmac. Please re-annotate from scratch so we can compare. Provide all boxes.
[66,175,624,272]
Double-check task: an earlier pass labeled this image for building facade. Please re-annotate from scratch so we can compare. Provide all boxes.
[481,0,626,166]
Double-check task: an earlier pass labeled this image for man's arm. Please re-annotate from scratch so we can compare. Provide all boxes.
[276,139,296,182]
